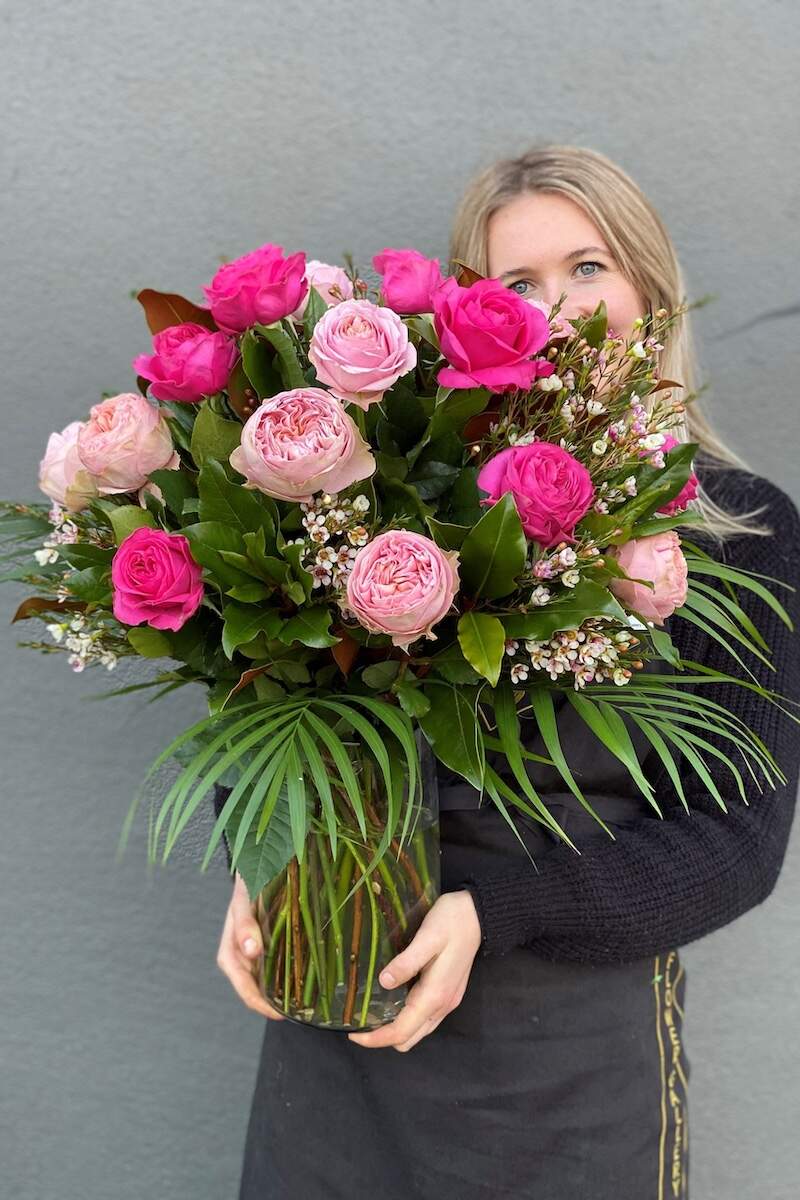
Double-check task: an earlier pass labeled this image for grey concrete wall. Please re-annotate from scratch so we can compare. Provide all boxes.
[2,1,798,1196]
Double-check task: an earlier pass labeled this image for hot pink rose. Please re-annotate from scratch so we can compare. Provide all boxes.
[201,243,308,334]
[308,298,417,410]
[640,433,700,514]
[372,247,443,314]
[229,387,375,502]
[477,442,595,546]
[290,260,354,321]
[132,322,240,404]
[38,420,99,512]
[433,276,553,392]
[111,526,204,631]
[345,530,459,650]
[608,531,688,625]
[77,393,176,494]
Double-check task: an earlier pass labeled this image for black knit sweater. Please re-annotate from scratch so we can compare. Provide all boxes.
[461,462,800,963]
[214,462,800,967]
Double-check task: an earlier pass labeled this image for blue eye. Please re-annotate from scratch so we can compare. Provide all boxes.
[508,262,605,296]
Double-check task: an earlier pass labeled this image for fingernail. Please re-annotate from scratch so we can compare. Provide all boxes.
[243,937,257,954]
[380,970,396,987]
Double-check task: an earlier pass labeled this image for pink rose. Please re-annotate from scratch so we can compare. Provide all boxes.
[608,531,688,625]
[77,393,176,494]
[345,530,459,650]
[290,260,354,321]
[308,298,417,410]
[38,420,99,512]
[132,322,240,404]
[201,243,308,334]
[642,434,699,514]
[111,526,204,631]
[528,299,577,340]
[372,247,443,314]
[433,276,553,392]
[478,442,595,546]
[229,387,375,502]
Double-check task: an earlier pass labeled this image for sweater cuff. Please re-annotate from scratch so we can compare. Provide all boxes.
[459,873,543,957]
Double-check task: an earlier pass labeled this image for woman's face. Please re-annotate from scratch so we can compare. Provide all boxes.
[486,191,645,341]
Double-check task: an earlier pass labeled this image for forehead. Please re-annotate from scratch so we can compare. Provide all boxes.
[487,192,608,271]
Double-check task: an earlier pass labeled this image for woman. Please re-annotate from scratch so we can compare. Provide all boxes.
[215,144,800,1199]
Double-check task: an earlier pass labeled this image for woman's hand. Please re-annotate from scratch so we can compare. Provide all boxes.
[348,889,483,1053]
[216,872,285,1022]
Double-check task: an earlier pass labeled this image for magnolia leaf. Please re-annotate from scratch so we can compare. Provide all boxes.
[136,288,217,335]
[457,612,505,686]
[109,505,156,545]
[459,493,526,600]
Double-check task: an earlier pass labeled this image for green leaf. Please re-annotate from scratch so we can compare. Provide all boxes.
[198,459,277,541]
[361,660,401,690]
[428,641,482,684]
[240,328,283,399]
[426,517,470,551]
[278,606,339,648]
[502,578,630,640]
[67,565,113,604]
[459,492,526,600]
[406,460,460,500]
[418,681,485,790]
[393,679,431,717]
[109,505,156,544]
[182,522,254,588]
[302,285,329,339]
[223,783,295,895]
[146,468,197,519]
[254,322,306,389]
[190,401,242,467]
[221,603,284,658]
[577,299,607,348]
[457,612,505,686]
[127,627,173,658]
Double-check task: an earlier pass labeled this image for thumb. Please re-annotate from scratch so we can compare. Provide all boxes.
[379,921,441,989]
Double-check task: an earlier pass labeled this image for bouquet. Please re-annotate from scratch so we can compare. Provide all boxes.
[3,243,796,1032]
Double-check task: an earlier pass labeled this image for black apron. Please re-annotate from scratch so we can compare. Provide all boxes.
[236,674,691,1199]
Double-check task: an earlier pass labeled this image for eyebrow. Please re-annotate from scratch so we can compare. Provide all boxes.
[500,246,610,278]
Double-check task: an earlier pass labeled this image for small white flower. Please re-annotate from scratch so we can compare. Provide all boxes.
[586,399,606,416]
[67,654,86,673]
[510,663,529,684]
[504,639,519,657]
[629,341,647,359]
[537,374,562,392]
[530,585,552,606]
[559,403,575,426]
[34,544,59,565]
[561,570,581,588]
[591,439,608,456]
[353,494,370,513]
[46,622,65,643]
[640,432,666,451]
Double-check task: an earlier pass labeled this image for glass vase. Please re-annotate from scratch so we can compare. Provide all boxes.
[249,734,440,1032]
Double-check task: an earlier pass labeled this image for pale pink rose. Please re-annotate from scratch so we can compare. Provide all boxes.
[528,299,578,340]
[433,276,553,392]
[38,420,99,512]
[477,442,595,546]
[608,531,688,625]
[200,243,308,335]
[229,387,375,502]
[308,298,417,410]
[77,393,176,494]
[111,526,204,631]
[344,530,459,650]
[290,260,355,321]
[132,322,239,404]
[644,434,700,514]
[372,247,443,314]
[137,450,182,508]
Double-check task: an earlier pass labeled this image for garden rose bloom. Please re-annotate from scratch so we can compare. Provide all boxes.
[111,526,204,631]
[201,243,308,334]
[77,393,176,494]
[132,322,239,404]
[38,420,99,512]
[229,387,375,502]
[433,276,553,392]
[478,442,595,546]
[372,247,443,314]
[608,531,688,625]
[308,298,417,409]
[290,260,354,321]
[345,530,459,650]
[645,434,699,514]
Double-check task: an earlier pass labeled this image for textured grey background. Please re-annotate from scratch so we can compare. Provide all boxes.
[2,1,799,1197]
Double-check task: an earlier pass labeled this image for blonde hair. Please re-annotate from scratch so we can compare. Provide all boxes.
[448,142,773,543]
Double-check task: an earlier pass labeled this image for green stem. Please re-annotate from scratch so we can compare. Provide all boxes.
[305,838,331,1021]
[377,857,408,932]
[319,833,346,986]
[347,840,381,1028]
[283,870,292,1014]
[264,903,287,996]
[302,956,317,1007]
